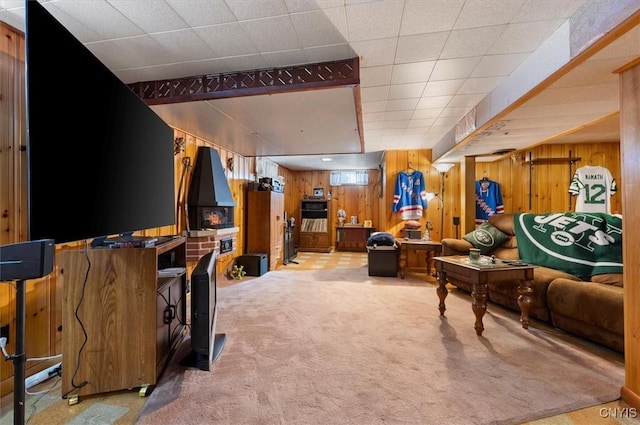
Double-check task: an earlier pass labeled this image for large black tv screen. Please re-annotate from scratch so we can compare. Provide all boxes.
[25,1,175,244]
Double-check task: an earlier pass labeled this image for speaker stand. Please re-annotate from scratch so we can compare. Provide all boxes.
[7,280,26,425]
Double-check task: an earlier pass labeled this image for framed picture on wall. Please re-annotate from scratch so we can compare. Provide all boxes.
[313,188,324,197]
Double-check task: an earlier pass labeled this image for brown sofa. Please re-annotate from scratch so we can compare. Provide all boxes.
[441,214,624,353]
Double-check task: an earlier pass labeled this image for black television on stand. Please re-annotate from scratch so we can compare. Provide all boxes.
[181,251,226,371]
[25,0,176,245]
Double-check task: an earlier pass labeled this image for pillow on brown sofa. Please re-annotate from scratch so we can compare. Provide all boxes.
[463,221,509,255]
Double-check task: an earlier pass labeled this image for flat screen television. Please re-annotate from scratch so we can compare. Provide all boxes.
[181,251,226,371]
[25,0,175,244]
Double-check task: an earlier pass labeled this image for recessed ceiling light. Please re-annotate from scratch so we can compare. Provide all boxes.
[321,157,332,162]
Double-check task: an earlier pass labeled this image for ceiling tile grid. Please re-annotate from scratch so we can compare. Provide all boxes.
[0,0,637,170]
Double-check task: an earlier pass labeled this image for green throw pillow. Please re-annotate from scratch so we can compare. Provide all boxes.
[462,222,508,255]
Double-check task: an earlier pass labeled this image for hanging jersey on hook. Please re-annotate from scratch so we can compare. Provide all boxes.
[475,179,504,226]
[393,171,427,220]
[569,165,617,213]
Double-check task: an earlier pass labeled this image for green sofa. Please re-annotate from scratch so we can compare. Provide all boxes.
[441,213,624,353]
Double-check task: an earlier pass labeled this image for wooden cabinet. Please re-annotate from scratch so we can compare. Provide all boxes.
[299,199,331,252]
[336,226,375,251]
[246,190,285,270]
[61,236,187,399]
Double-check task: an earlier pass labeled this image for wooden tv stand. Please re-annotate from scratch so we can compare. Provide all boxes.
[60,236,187,401]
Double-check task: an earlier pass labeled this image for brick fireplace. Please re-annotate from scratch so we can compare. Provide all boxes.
[185,227,239,263]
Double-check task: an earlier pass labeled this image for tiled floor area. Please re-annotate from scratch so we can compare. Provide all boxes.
[278,250,369,271]
[0,250,637,424]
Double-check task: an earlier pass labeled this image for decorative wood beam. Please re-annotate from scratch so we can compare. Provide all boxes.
[128,57,360,106]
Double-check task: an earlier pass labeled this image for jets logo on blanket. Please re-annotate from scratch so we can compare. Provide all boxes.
[513,212,622,277]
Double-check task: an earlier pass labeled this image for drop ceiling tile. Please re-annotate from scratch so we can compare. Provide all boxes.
[384,110,414,121]
[454,0,526,30]
[440,107,473,118]
[150,30,218,63]
[362,101,388,113]
[430,57,482,80]
[290,10,347,47]
[195,23,260,57]
[386,98,420,111]
[390,62,436,84]
[471,53,530,77]
[489,20,566,55]
[261,49,310,68]
[381,128,406,136]
[440,26,506,59]
[317,5,349,40]
[361,86,390,102]
[448,94,487,107]
[404,125,431,133]
[210,54,270,73]
[167,0,238,26]
[345,0,403,42]
[400,0,464,36]
[408,118,437,128]
[568,82,620,103]
[350,38,398,67]
[44,1,144,42]
[364,122,384,131]
[303,44,353,63]
[395,32,449,64]
[423,80,466,97]
[87,36,166,70]
[363,112,386,123]
[512,0,585,23]
[412,108,443,119]
[240,16,302,53]
[458,76,504,95]
[360,65,393,87]
[388,82,426,100]
[225,0,289,21]
[417,96,452,109]
[109,0,188,33]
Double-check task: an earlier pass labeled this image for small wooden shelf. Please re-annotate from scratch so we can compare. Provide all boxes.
[526,157,581,165]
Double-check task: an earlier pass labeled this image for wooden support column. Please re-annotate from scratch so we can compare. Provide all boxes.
[460,156,477,235]
[619,58,640,408]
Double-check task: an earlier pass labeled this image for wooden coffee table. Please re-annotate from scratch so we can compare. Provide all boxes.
[434,256,536,336]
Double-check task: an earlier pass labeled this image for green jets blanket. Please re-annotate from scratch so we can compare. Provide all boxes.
[513,212,623,277]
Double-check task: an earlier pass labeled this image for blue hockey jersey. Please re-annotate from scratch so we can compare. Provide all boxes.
[475,179,504,225]
[393,171,427,220]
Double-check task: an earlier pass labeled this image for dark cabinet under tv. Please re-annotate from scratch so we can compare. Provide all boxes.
[61,236,187,400]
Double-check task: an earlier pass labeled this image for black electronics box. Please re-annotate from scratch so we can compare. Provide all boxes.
[236,253,268,276]
[366,246,398,277]
[404,229,422,240]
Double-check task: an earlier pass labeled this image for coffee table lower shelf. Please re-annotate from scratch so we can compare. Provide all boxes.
[434,256,536,336]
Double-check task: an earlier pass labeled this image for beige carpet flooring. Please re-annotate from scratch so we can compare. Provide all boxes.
[1,252,636,424]
[135,265,627,425]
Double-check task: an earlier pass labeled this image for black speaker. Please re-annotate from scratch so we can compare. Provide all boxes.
[0,239,55,281]
[453,216,460,226]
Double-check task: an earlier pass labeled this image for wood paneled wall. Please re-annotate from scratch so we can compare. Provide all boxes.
[476,143,621,216]
[278,167,381,247]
